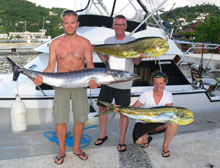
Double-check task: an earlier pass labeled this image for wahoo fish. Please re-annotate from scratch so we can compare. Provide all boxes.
[94,37,169,58]
[96,100,194,125]
[6,57,139,88]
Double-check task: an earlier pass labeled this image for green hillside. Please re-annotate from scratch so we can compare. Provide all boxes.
[0,0,64,37]
[161,4,220,22]
[0,1,220,43]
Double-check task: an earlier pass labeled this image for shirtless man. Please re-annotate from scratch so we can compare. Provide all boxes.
[34,10,98,164]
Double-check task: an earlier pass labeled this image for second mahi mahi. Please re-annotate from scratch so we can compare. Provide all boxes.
[94,37,169,58]
[96,100,194,125]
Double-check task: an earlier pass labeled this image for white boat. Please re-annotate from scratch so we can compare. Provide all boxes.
[1,0,220,134]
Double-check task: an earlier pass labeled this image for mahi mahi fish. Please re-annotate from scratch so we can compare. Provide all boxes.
[6,57,139,88]
[96,100,194,125]
[94,37,169,58]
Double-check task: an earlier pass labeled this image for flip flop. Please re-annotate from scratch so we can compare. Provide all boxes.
[162,151,170,158]
[94,136,108,146]
[74,152,88,161]
[141,136,153,148]
[118,144,127,152]
[54,153,66,165]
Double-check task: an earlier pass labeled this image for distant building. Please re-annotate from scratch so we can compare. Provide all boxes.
[49,11,57,16]
[0,33,8,39]
[173,22,201,40]
[8,29,48,42]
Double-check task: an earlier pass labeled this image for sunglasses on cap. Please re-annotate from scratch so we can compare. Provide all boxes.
[62,10,77,17]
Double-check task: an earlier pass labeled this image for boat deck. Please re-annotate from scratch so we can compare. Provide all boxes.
[0,110,220,168]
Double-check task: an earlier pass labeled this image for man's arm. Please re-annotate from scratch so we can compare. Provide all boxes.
[166,103,173,106]
[85,41,95,69]
[96,52,109,64]
[132,100,143,108]
[133,53,149,65]
[85,40,100,89]
[33,41,57,86]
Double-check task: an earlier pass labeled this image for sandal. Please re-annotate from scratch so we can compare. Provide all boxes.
[54,153,66,165]
[94,136,108,146]
[162,151,170,157]
[118,144,127,152]
[74,152,88,161]
[141,136,153,148]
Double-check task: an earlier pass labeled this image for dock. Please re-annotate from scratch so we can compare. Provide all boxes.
[0,110,220,168]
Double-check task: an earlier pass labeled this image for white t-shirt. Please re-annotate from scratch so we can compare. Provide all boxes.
[105,36,136,89]
[136,89,173,123]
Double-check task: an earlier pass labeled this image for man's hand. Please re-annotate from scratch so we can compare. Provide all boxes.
[140,53,150,58]
[89,78,100,89]
[33,75,43,86]
[113,104,120,112]
[134,53,150,65]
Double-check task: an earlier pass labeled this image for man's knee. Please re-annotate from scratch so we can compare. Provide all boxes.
[99,106,107,112]
[166,123,178,130]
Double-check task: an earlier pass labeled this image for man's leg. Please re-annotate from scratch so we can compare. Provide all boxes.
[56,123,67,159]
[94,106,108,145]
[116,89,130,150]
[163,124,178,153]
[153,123,177,156]
[119,113,128,145]
[95,85,113,145]
[73,121,88,160]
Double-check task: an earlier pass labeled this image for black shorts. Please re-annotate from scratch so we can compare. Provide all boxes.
[97,85,131,107]
[132,122,165,143]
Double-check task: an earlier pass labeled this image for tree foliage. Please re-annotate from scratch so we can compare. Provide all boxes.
[161,4,220,43]
[194,16,220,43]
[0,0,64,37]
[0,0,220,42]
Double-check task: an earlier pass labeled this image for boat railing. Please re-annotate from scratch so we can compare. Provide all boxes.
[130,0,168,35]
[175,40,220,65]
[80,0,167,32]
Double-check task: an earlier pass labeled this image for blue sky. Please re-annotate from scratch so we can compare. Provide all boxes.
[27,0,220,11]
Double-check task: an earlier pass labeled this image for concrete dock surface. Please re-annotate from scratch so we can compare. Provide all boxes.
[0,111,220,168]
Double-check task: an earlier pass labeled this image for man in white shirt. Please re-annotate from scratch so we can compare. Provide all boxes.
[94,15,146,152]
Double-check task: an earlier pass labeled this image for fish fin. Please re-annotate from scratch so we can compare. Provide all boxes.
[105,62,111,73]
[6,57,22,81]
[94,100,115,117]
[97,100,112,107]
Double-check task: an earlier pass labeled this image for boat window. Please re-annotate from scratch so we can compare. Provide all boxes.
[78,15,146,32]
[133,60,190,86]
[94,60,189,87]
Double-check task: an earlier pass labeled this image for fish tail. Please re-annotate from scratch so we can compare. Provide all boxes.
[6,57,22,81]
[94,100,116,117]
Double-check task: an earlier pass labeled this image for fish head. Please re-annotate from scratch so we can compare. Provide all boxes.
[144,38,169,57]
[109,70,140,82]
[176,107,194,125]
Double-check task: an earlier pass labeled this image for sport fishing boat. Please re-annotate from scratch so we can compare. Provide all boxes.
[0,0,220,134]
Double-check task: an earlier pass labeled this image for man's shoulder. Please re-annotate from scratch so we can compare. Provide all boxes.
[77,35,91,44]
[105,35,136,44]
[164,90,172,96]
[105,36,115,43]
[51,35,65,43]
[142,89,151,96]
[125,35,136,41]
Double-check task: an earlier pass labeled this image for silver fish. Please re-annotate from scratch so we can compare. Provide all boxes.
[6,57,139,88]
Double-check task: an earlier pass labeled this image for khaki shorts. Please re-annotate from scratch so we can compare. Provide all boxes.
[53,87,89,123]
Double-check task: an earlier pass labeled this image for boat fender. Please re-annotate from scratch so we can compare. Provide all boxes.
[10,95,27,133]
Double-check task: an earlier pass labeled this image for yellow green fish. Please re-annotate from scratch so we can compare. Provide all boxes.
[94,37,169,58]
[96,100,194,125]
